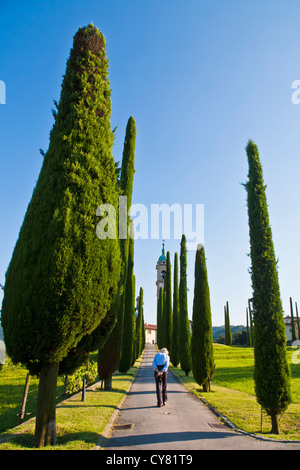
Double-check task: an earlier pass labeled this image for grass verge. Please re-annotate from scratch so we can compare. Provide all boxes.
[0,357,142,450]
[171,344,300,441]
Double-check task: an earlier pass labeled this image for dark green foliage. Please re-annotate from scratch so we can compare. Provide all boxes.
[191,245,214,392]
[119,116,136,210]
[135,287,144,358]
[248,299,255,343]
[97,116,136,382]
[290,297,297,343]
[244,139,291,433]
[1,24,122,446]
[1,23,121,375]
[224,301,232,346]
[161,251,172,351]
[157,287,163,349]
[171,252,180,367]
[296,302,300,340]
[246,308,252,346]
[97,117,136,381]
[142,308,145,352]
[119,231,135,373]
[213,325,247,342]
[131,275,136,365]
[179,235,192,376]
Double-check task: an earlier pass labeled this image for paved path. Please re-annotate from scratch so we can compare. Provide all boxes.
[102,344,300,451]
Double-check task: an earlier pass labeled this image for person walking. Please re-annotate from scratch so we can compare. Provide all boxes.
[152,348,170,407]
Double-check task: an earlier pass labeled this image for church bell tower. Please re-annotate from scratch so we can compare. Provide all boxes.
[156,241,167,301]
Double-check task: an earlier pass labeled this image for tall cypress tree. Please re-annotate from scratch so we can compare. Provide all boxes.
[179,234,192,376]
[244,139,291,434]
[142,303,145,353]
[224,301,232,346]
[1,24,121,447]
[224,305,228,344]
[131,275,136,365]
[162,251,172,351]
[290,297,297,343]
[171,252,180,366]
[119,224,135,373]
[135,287,144,358]
[191,245,214,392]
[296,302,300,340]
[157,286,164,349]
[248,299,255,344]
[97,116,136,386]
[246,308,252,346]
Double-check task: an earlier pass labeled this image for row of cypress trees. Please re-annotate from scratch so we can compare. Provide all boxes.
[96,113,144,389]
[157,235,192,376]
[157,236,215,392]
[0,22,293,442]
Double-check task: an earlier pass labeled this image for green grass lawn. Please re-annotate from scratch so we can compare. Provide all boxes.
[0,358,142,450]
[171,344,300,440]
[0,361,66,434]
[1,344,299,449]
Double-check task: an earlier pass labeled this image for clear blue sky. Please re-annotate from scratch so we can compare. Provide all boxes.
[1,0,300,327]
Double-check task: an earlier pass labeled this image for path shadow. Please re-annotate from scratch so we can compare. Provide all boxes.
[128,389,185,396]
[104,430,237,448]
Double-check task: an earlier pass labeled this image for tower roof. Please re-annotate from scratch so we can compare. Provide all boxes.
[158,241,166,262]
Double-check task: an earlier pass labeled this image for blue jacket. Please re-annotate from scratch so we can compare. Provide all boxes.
[152,352,170,372]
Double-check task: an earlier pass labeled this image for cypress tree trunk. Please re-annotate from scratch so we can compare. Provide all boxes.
[270,413,279,435]
[104,376,112,391]
[171,253,180,367]
[34,362,59,448]
[97,332,118,391]
[179,235,192,376]
[191,245,214,392]
[244,140,291,434]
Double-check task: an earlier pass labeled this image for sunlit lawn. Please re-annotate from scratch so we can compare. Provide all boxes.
[171,344,300,440]
[0,358,141,450]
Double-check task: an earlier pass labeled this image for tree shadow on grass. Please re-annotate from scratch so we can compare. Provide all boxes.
[0,429,35,449]
[0,429,104,449]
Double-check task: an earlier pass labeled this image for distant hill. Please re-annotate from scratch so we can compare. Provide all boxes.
[212,325,246,342]
[0,324,247,344]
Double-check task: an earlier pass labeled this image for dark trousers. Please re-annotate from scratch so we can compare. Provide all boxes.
[154,370,168,406]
